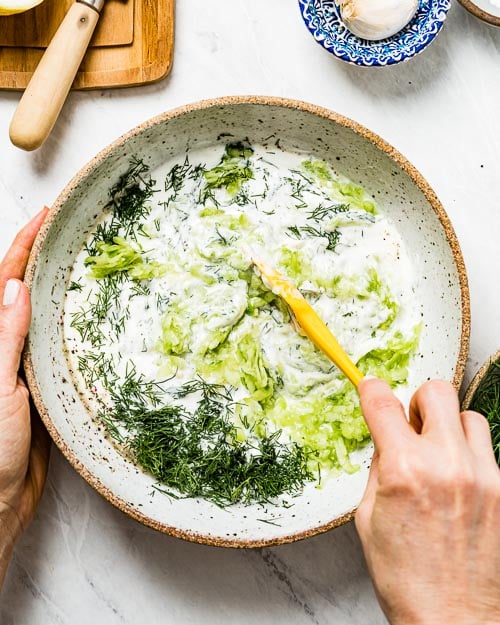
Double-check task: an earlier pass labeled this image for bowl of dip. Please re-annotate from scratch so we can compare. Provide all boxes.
[24,96,470,547]
[462,350,500,466]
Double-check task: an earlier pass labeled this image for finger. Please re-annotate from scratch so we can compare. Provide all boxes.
[409,380,465,443]
[461,410,499,471]
[408,403,423,434]
[0,280,31,397]
[358,377,413,454]
[0,207,49,302]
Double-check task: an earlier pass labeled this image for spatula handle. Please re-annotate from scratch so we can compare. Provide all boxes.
[9,1,101,151]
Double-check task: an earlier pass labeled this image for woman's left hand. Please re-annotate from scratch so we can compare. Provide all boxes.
[0,208,51,587]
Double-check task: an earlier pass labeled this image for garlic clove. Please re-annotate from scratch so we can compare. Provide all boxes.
[338,0,419,41]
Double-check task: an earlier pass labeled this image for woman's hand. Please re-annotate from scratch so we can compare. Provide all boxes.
[356,377,500,625]
[0,208,51,588]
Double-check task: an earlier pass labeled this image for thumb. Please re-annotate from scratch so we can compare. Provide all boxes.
[0,279,31,397]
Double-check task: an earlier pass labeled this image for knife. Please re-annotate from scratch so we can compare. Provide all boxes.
[9,0,106,151]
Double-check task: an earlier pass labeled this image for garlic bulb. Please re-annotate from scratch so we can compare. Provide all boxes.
[338,0,419,41]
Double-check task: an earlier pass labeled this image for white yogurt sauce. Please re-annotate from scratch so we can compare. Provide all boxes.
[64,143,420,478]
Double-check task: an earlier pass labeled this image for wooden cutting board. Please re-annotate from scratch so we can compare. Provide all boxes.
[0,0,174,90]
[0,0,134,48]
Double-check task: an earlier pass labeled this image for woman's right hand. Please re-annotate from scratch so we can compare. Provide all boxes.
[356,377,500,625]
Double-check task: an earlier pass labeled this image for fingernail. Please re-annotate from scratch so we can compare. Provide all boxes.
[35,206,50,219]
[3,279,20,307]
[362,375,377,381]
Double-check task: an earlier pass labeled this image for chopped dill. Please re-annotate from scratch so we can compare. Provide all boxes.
[164,155,194,206]
[73,159,160,346]
[288,178,309,209]
[214,226,229,245]
[70,273,127,346]
[137,223,151,239]
[189,163,207,181]
[286,224,342,252]
[93,374,312,506]
[257,517,282,526]
[288,169,313,184]
[170,377,231,401]
[109,304,131,340]
[309,202,349,221]
[85,158,156,255]
[234,188,253,207]
[130,281,151,298]
[107,362,165,415]
[77,351,115,387]
[156,292,170,310]
[469,360,500,465]
[68,280,83,292]
[107,158,156,238]
[101,379,312,507]
[301,225,342,252]
[287,225,302,239]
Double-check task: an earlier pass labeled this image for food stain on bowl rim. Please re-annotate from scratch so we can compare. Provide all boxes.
[23,96,471,547]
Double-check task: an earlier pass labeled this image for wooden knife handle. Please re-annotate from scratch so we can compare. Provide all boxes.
[9,2,100,151]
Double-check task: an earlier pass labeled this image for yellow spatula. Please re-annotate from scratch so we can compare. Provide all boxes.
[253,257,364,388]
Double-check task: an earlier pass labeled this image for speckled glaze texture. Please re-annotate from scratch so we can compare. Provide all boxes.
[299,0,451,66]
[456,0,500,26]
[23,96,470,548]
[462,349,500,410]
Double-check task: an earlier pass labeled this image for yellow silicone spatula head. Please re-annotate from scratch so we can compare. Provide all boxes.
[252,257,364,388]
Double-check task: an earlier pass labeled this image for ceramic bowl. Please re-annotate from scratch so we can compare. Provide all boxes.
[462,349,500,464]
[456,0,500,26]
[298,0,451,66]
[462,350,500,411]
[24,96,470,547]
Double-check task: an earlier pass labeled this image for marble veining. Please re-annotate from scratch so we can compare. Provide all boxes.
[0,0,499,623]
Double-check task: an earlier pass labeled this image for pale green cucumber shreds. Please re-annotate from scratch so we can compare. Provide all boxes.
[67,147,421,507]
[73,159,157,346]
[72,155,315,506]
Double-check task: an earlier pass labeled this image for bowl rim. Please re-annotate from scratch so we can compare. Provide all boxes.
[462,349,500,411]
[456,0,500,26]
[23,95,471,548]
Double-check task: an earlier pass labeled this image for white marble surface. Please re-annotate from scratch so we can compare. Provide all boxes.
[0,1,499,623]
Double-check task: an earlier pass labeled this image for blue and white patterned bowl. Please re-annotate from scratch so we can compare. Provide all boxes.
[299,0,451,67]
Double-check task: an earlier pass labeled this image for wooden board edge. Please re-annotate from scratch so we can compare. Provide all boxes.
[0,0,174,91]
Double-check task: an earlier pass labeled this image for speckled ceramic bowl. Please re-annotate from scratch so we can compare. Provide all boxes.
[456,0,500,26]
[24,97,470,547]
[299,0,451,66]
